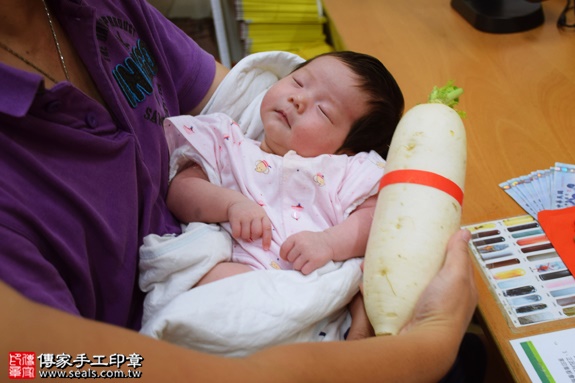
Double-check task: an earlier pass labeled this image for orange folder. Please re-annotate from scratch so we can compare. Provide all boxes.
[538,206,575,277]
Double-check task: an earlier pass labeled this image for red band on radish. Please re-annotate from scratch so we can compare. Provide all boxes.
[379,169,464,206]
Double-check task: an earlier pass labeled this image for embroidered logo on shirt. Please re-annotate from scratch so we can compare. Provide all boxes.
[112,39,158,108]
[96,17,168,125]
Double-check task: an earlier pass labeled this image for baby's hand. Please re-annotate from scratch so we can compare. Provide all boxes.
[228,200,272,250]
[280,231,334,275]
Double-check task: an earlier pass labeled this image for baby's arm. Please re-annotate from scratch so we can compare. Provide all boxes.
[280,195,377,274]
[167,165,272,249]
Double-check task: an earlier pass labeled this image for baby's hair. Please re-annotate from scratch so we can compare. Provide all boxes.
[293,51,404,159]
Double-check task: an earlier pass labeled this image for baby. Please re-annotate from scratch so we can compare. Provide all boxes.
[163,50,404,340]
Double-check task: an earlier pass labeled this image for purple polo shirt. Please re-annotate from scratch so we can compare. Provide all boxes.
[0,0,216,329]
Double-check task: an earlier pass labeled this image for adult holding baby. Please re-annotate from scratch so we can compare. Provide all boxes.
[0,0,482,381]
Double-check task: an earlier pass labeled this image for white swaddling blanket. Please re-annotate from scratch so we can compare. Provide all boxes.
[139,51,362,356]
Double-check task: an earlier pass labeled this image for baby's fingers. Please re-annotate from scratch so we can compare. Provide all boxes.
[260,217,272,251]
[279,239,295,262]
[230,217,254,242]
[248,217,272,248]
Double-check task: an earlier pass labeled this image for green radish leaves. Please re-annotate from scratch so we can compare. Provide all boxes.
[428,81,466,118]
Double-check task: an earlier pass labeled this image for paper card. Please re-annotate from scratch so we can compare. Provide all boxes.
[510,328,575,383]
[465,215,575,328]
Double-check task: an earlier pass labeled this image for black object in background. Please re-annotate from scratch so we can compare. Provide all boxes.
[451,0,544,33]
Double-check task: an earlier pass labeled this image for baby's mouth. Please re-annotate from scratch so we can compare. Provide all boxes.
[277,110,290,128]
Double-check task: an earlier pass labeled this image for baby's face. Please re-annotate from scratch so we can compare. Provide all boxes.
[259,56,369,157]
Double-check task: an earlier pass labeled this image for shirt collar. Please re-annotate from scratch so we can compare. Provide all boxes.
[0,63,44,117]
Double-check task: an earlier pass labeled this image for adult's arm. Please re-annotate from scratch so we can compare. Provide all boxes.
[187,61,229,116]
[1,229,475,383]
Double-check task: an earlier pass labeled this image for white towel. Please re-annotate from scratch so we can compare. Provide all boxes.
[139,222,361,356]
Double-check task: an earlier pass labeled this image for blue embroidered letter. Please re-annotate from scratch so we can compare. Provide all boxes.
[113,39,158,108]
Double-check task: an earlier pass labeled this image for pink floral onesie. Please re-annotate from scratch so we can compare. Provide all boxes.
[164,113,386,271]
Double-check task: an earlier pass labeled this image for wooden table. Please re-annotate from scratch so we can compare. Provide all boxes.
[322,0,575,381]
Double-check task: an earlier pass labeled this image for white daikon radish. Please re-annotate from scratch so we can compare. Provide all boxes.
[363,82,467,336]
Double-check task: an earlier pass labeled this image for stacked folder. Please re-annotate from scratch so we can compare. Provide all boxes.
[234,0,333,59]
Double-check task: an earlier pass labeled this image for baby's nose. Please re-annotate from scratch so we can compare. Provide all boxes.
[290,94,306,111]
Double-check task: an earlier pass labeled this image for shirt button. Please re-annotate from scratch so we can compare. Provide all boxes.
[85,113,98,128]
[44,100,61,113]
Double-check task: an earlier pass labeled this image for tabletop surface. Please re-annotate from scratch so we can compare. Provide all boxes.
[321,0,575,381]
